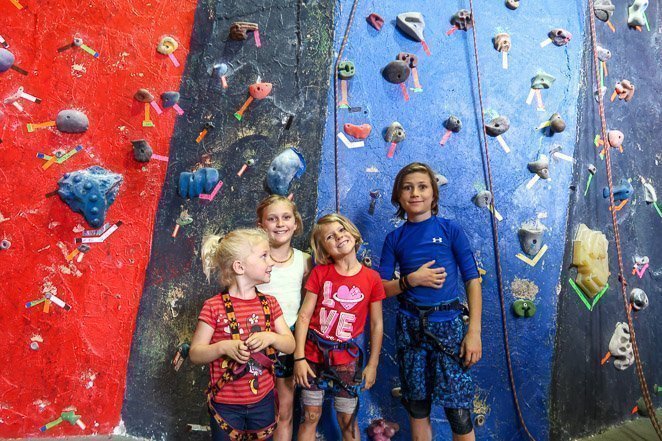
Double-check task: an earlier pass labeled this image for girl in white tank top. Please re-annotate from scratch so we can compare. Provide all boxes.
[256,195,312,441]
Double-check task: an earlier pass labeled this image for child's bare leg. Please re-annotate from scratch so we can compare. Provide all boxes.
[453,430,475,441]
[336,411,359,441]
[297,403,322,441]
[273,376,295,441]
[410,416,432,441]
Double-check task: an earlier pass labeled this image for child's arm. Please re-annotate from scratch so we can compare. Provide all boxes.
[293,290,318,388]
[299,252,314,300]
[460,278,482,368]
[189,321,250,365]
[245,315,295,354]
[382,260,448,298]
[362,300,383,390]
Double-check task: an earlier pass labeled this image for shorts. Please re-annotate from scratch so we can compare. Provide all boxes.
[275,353,294,378]
[300,360,360,399]
[396,313,474,409]
[209,390,275,441]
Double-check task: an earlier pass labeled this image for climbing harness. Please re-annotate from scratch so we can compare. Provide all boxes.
[206,292,279,441]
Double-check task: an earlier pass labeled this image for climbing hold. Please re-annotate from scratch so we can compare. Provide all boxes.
[0,239,10,250]
[528,155,550,180]
[435,174,448,187]
[56,110,89,133]
[531,72,556,89]
[382,60,410,84]
[505,0,520,10]
[608,322,634,370]
[396,12,426,42]
[367,419,399,440]
[248,82,272,100]
[588,164,597,175]
[606,129,624,149]
[337,61,355,80]
[178,168,220,199]
[0,48,15,73]
[266,147,306,196]
[343,123,371,139]
[474,415,486,427]
[134,89,154,103]
[512,299,536,317]
[211,63,228,78]
[384,122,405,143]
[603,179,633,203]
[473,190,493,208]
[629,288,648,311]
[161,91,180,108]
[229,22,259,40]
[643,182,657,204]
[548,28,572,46]
[132,139,153,163]
[493,33,511,52]
[614,80,635,102]
[366,13,385,31]
[594,0,615,22]
[58,166,123,228]
[451,10,473,31]
[518,222,545,256]
[368,190,381,215]
[627,0,648,27]
[156,36,178,55]
[597,46,611,62]
[594,86,607,102]
[572,224,609,298]
[485,116,510,137]
[396,52,418,69]
[444,116,462,133]
[549,113,566,133]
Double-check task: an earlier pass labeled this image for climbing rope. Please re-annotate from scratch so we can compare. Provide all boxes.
[333,0,361,212]
[466,0,537,439]
[586,2,662,438]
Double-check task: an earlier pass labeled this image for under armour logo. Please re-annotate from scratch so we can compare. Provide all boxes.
[432,237,443,243]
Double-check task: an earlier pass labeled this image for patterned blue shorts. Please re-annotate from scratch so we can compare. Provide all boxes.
[396,312,474,409]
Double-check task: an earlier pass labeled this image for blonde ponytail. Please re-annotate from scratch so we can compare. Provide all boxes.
[200,228,269,286]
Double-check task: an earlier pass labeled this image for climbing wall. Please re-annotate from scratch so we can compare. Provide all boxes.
[550,1,662,439]
[120,1,333,439]
[316,1,586,440]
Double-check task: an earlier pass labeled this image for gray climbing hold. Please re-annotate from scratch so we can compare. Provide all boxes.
[549,113,566,133]
[266,147,306,196]
[643,182,657,204]
[597,46,611,62]
[396,52,418,69]
[56,110,89,133]
[444,116,462,133]
[528,155,550,179]
[518,222,544,256]
[594,86,607,102]
[178,168,220,198]
[531,72,556,89]
[0,239,10,250]
[134,89,154,103]
[493,33,511,52]
[384,122,405,143]
[485,115,510,137]
[594,0,615,22]
[548,28,572,46]
[132,139,153,162]
[609,322,634,370]
[435,174,448,186]
[505,0,520,10]
[0,48,15,73]
[396,12,426,42]
[161,91,180,108]
[210,63,228,77]
[629,288,648,311]
[57,166,122,228]
[628,0,648,27]
[382,60,410,84]
[473,190,493,208]
[451,10,473,31]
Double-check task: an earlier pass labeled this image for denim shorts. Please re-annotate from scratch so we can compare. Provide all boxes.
[209,390,276,441]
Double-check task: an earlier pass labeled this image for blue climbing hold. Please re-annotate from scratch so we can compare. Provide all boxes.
[266,147,306,196]
[58,166,123,228]
[603,179,633,203]
[0,48,15,73]
[161,91,180,108]
[178,168,220,198]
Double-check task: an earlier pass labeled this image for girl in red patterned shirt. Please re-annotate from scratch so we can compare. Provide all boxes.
[190,228,295,441]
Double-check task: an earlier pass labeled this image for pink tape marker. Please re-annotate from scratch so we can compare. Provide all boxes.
[399,83,410,102]
[150,101,163,115]
[253,30,262,47]
[421,40,431,56]
[168,53,180,67]
[387,142,397,158]
[221,76,228,89]
[199,180,224,201]
[173,104,184,115]
[151,154,169,162]
[439,129,452,146]
[446,26,458,36]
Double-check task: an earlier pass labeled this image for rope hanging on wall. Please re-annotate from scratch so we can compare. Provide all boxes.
[586,1,662,438]
[466,0,537,439]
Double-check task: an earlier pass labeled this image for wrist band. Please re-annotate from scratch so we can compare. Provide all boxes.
[399,277,406,292]
[402,274,412,290]
[293,357,306,363]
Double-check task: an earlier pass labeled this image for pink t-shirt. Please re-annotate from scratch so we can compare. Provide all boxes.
[304,264,385,365]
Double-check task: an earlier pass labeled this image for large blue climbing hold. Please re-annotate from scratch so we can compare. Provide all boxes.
[603,179,633,203]
[58,166,123,228]
[178,168,220,198]
[266,147,306,196]
[0,48,15,73]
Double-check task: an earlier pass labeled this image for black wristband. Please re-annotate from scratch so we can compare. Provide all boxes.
[402,274,412,290]
[399,277,406,292]
[293,357,306,363]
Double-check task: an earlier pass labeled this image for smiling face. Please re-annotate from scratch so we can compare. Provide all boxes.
[240,239,274,285]
[399,172,434,222]
[319,221,357,261]
[259,200,298,247]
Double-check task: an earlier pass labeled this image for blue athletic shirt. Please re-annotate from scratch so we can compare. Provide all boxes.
[379,216,479,322]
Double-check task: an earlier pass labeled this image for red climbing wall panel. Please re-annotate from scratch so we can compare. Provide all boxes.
[0,0,196,437]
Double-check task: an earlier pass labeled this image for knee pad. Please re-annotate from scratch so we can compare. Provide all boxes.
[334,396,358,415]
[444,407,473,435]
[301,389,324,407]
[402,398,431,419]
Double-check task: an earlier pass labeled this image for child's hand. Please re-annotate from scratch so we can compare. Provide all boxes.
[245,332,275,353]
[460,330,482,368]
[361,364,377,390]
[409,260,447,289]
[221,340,251,364]
[294,359,316,388]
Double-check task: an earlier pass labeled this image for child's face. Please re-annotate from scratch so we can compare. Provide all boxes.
[398,172,434,220]
[260,201,297,247]
[242,240,274,284]
[319,221,356,261]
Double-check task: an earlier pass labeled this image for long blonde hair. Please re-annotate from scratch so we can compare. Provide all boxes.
[201,228,268,286]
[256,195,304,236]
[310,213,362,265]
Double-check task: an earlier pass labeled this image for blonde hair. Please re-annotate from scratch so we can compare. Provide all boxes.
[256,195,304,237]
[310,213,362,265]
[201,228,268,286]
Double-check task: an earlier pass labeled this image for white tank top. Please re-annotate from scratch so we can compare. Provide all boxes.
[257,248,305,328]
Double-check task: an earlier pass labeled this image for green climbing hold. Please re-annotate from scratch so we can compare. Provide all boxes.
[512,299,536,317]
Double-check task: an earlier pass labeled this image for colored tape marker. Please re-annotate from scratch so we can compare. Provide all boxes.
[199,180,224,201]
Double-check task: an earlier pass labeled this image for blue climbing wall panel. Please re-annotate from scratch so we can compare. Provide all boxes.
[316,1,586,440]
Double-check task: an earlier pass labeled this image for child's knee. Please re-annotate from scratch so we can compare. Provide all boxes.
[302,406,322,425]
[334,396,358,415]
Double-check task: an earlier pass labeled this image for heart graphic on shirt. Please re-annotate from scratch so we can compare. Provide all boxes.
[332,285,364,310]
